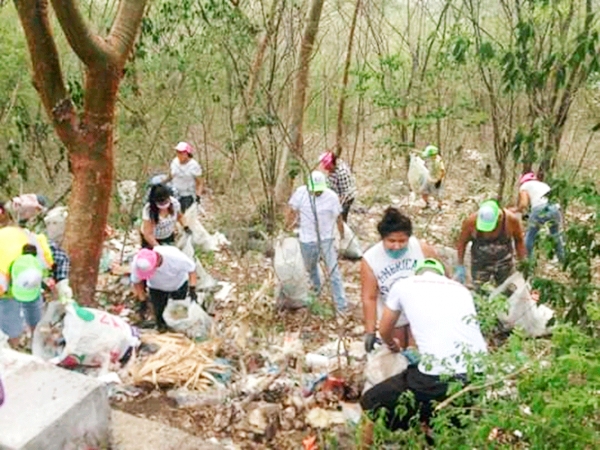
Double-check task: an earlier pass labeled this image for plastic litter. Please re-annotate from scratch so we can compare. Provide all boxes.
[488,272,554,337]
[163,297,213,341]
[334,222,363,260]
[176,234,220,292]
[273,236,309,307]
[408,154,430,194]
[306,407,347,428]
[167,387,228,408]
[183,207,230,252]
[363,346,409,392]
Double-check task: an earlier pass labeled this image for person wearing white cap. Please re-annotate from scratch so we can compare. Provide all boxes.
[285,171,347,312]
[166,141,203,213]
[131,246,197,331]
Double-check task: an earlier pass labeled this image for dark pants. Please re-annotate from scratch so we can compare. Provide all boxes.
[141,233,175,249]
[472,259,514,290]
[148,281,188,329]
[178,196,195,213]
[360,366,467,431]
[341,198,354,222]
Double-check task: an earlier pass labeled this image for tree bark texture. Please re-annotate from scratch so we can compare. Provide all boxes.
[15,0,147,305]
[275,0,325,203]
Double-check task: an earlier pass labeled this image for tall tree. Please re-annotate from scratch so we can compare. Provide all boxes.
[14,0,147,304]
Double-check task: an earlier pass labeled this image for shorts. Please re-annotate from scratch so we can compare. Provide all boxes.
[423,180,443,197]
[0,297,43,339]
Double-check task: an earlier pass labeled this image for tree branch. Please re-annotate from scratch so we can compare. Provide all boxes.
[13,0,79,145]
[50,0,110,67]
[107,0,149,61]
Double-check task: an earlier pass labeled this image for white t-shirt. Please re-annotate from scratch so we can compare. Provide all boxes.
[520,180,551,209]
[386,272,488,376]
[363,237,424,327]
[170,158,202,197]
[141,197,180,240]
[288,186,342,243]
[131,245,195,292]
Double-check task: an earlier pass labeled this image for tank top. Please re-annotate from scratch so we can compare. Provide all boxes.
[471,211,513,268]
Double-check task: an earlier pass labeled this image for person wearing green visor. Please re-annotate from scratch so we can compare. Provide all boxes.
[286,170,347,313]
[456,199,526,289]
[421,145,446,210]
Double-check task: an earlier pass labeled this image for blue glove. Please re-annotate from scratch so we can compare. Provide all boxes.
[455,265,466,284]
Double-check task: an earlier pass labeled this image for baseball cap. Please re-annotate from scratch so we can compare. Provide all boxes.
[174,142,193,154]
[476,200,501,232]
[307,171,328,193]
[318,152,335,171]
[10,254,44,302]
[415,258,445,276]
[133,249,159,280]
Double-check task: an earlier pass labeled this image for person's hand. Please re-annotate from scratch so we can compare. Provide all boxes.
[188,286,198,302]
[183,226,192,235]
[195,195,202,206]
[364,332,377,353]
[43,278,56,292]
[454,265,466,284]
[386,338,400,353]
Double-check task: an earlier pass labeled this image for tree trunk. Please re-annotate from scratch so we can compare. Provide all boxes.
[275,0,325,204]
[335,0,361,156]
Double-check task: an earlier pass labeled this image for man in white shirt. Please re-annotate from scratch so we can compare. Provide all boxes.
[360,258,487,442]
[517,172,565,262]
[131,246,197,331]
[286,171,347,312]
[167,142,203,213]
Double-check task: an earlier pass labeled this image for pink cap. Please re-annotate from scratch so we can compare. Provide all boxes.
[133,249,159,280]
[319,152,335,171]
[174,141,194,155]
[519,172,536,185]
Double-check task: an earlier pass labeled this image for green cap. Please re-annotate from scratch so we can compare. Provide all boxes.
[422,145,439,158]
[476,200,501,232]
[10,254,43,302]
[307,171,328,192]
[415,258,445,276]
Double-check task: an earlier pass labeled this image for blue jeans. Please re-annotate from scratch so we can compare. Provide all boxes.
[525,203,565,262]
[299,239,347,311]
[0,296,43,339]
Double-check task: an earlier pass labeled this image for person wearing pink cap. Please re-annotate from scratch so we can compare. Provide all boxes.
[517,172,564,262]
[166,141,203,213]
[131,246,197,331]
[318,151,356,222]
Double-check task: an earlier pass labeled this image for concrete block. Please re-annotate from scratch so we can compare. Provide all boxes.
[0,349,110,450]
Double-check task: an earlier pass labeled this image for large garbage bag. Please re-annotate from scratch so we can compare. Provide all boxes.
[363,346,409,393]
[33,301,140,367]
[176,234,219,292]
[273,236,309,307]
[489,272,554,337]
[183,207,229,252]
[163,297,212,341]
[334,222,363,260]
[408,154,430,194]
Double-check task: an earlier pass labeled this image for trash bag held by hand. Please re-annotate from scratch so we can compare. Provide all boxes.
[163,297,212,341]
[408,155,430,194]
[274,236,309,302]
[363,346,409,393]
[335,222,363,260]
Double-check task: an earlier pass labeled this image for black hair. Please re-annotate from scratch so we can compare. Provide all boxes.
[147,184,174,224]
[377,207,413,238]
[22,244,38,256]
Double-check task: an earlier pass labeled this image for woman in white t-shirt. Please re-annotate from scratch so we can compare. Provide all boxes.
[140,184,188,249]
[167,141,203,213]
[361,207,438,352]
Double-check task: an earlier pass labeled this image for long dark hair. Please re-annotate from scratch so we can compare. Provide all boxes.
[148,184,174,224]
[377,207,413,238]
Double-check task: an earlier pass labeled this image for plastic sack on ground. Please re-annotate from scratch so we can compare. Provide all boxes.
[176,235,219,292]
[274,236,309,308]
[408,154,430,194]
[489,272,554,337]
[33,301,140,367]
[334,223,363,260]
[363,346,409,393]
[183,207,230,252]
[163,297,212,341]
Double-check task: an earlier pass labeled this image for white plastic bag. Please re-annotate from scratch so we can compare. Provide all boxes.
[163,297,212,341]
[408,154,430,194]
[35,302,140,367]
[273,236,309,303]
[489,272,554,337]
[363,347,409,393]
[183,207,229,252]
[334,223,363,260]
[176,235,219,291]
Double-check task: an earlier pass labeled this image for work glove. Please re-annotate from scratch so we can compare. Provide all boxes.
[195,195,202,206]
[434,179,442,189]
[364,332,377,353]
[188,285,198,302]
[183,226,192,235]
[137,299,149,317]
[454,265,466,284]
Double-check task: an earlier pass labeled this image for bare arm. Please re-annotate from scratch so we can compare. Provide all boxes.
[380,306,402,352]
[195,176,204,196]
[337,215,344,239]
[285,206,298,231]
[361,259,379,333]
[508,212,527,260]
[133,282,146,301]
[177,212,186,228]
[456,216,475,265]
[188,270,197,287]
[140,219,159,247]
[517,190,530,213]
